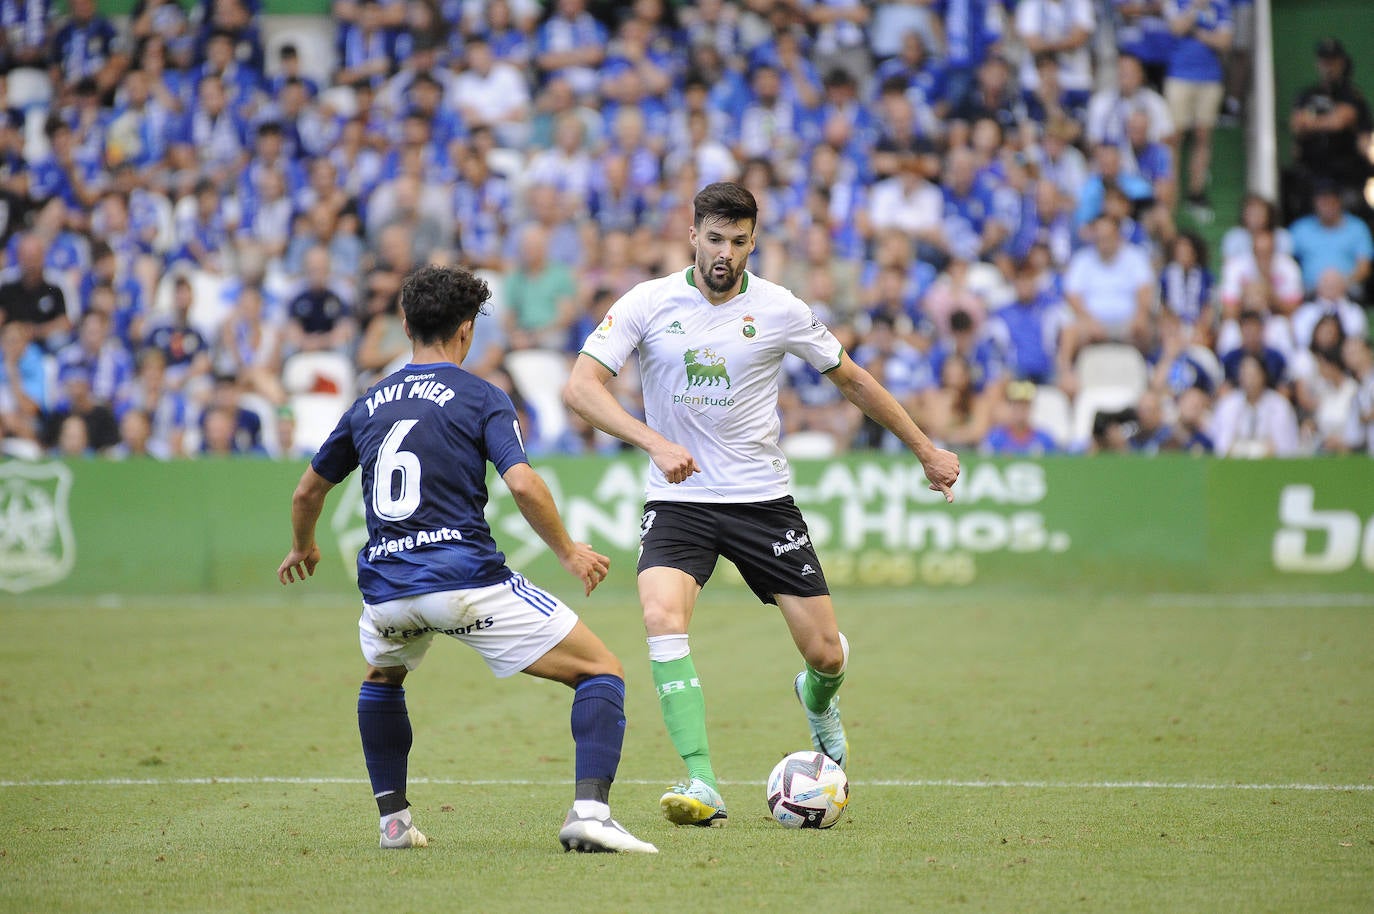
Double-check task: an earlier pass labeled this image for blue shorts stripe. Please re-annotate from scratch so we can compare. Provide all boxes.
[509,575,556,615]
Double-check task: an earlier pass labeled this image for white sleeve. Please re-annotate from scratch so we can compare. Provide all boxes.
[1074,0,1096,30]
[578,284,648,376]
[1209,393,1238,456]
[1268,395,1300,457]
[784,295,844,373]
[1084,93,1109,146]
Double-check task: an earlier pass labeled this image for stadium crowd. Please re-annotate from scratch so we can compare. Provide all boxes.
[0,0,1371,461]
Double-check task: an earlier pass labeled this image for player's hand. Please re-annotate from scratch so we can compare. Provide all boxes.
[277,544,321,585]
[921,447,961,504]
[558,541,612,596]
[650,441,701,485]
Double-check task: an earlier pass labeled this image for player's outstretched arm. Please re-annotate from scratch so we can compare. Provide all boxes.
[278,466,336,584]
[825,352,961,503]
[564,353,700,484]
[502,461,610,596]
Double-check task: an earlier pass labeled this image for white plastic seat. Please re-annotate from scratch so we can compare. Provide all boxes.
[6,68,51,109]
[505,348,570,446]
[282,351,356,400]
[262,17,338,85]
[1075,344,1148,397]
[289,392,350,454]
[1030,385,1073,448]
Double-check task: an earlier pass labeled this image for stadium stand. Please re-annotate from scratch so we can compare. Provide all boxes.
[0,0,1370,462]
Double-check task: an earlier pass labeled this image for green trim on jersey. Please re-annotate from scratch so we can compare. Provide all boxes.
[820,345,847,374]
[579,351,619,377]
[684,266,749,296]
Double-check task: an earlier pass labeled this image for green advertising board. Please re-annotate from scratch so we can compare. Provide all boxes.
[0,456,1371,601]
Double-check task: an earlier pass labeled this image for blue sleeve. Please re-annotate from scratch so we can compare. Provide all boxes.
[482,386,529,475]
[1355,220,1374,258]
[310,404,359,483]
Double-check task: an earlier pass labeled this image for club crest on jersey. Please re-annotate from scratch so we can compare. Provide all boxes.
[741,315,757,339]
[665,320,685,335]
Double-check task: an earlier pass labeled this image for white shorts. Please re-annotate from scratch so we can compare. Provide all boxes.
[359,574,579,678]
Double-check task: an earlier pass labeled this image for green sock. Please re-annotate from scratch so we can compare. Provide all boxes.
[801,664,845,714]
[650,655,716,789]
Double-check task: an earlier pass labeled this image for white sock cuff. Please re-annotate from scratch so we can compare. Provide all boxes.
[646,634,690,662]
[837,631,849,675]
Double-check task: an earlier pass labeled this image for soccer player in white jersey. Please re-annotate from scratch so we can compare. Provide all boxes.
[565,182,961,826]
[277,266,656,854]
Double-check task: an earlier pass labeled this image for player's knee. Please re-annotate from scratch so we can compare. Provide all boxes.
[641,602,688,637]
[804,634,845,674]
[365,664,408,685]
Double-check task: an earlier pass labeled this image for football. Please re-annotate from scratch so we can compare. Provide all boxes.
[766,750,849,829]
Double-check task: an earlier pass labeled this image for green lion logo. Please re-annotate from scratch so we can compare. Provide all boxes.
[683,348,732,390]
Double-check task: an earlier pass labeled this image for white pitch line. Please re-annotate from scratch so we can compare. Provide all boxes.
[1143,592,1374,609]
[1,776,1370,792]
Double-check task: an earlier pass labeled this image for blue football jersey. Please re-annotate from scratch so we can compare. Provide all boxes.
[312,362,529,603]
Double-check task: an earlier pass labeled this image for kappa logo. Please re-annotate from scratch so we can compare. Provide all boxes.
[666,320,685,335]
[801,564,817,576]
[683,348,732,390]
[0,462,76,593]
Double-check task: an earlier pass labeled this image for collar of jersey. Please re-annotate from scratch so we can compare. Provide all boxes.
[684,265,749,298]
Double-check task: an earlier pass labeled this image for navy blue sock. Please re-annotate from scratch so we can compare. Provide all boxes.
[357,681,411,813]
[570,674,626,803]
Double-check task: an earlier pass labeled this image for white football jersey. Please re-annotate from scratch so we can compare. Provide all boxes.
[580,267,844,503]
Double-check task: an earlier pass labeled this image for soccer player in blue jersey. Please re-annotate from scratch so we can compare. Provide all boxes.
[276,265,656,854]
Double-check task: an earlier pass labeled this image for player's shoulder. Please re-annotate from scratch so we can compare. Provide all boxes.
[630,269,694,302]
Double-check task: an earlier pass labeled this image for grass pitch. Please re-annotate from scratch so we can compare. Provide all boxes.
[2,586,1371,913]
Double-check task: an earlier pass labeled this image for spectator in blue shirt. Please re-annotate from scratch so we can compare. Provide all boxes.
[194,28,260,119]
[180,76,248,184]
[56,308,134,413]
[981,380,1058,455]
[534,0,607,96]
[1219,309,1287,389]
[0,0,51,72]
[50,0,126,99]
[1164,0,1232,211]
[1288,183,1373,295]
[937,0,1004,111]
[266,43,319,99]
[874,32,947,120]
[988,260,1073,385]
[1113,0,1174,88]
[336,0,394,89]
[144,275,212,391]
[0,318,50,448]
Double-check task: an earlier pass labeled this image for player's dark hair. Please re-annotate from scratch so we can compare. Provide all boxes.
[693,182,758,229]
[399,266,491,345]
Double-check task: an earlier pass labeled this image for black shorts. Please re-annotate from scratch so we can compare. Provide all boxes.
[637,497,830,605]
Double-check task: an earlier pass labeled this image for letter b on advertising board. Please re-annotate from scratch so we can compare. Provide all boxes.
[1272,485,1374,574]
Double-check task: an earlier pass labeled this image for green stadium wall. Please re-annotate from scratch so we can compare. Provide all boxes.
[2,456,1372,601]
